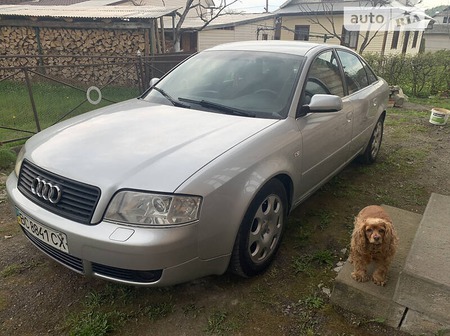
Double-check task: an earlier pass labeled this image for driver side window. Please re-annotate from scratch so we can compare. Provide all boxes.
[302,51,345,105]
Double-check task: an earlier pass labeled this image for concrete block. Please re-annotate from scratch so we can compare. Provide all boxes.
[394,193,450,325]
[400,308,450,336]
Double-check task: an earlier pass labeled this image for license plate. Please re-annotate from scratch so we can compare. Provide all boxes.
[16,208,69,253]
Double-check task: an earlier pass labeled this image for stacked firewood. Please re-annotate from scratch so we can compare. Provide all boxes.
[0,26,146,86]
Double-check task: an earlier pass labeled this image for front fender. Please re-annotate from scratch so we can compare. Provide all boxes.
[176,119,302,261]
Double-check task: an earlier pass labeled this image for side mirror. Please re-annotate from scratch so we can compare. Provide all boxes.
[298,94,343,117]
[149,78,160,88]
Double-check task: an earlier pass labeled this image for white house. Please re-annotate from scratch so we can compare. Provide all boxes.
[274,0,428,55]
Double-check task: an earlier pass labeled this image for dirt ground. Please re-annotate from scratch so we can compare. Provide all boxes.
[0,102,449,336]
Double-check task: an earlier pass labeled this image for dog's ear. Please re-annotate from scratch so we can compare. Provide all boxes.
[383,221,398,248]
[351,220,367,253]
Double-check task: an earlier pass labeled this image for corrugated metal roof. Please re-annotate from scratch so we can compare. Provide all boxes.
[275,1,368,14]
[275,0,425,15]
[21,0,90,5]
[0,5,179,19]
[70,0,126,6]
[425,24,450,34]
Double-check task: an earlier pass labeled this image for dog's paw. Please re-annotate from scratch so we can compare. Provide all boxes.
[351,271,369,282]
[372,275,387,286]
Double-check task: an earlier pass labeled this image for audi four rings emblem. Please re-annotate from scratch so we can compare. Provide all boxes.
[31,177,62,204]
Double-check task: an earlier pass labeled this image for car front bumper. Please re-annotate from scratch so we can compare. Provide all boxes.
[6,172,229,286]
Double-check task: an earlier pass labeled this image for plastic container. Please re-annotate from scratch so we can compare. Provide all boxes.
[429,108,450,125]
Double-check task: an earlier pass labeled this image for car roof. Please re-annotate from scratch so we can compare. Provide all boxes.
[205,40,335,57]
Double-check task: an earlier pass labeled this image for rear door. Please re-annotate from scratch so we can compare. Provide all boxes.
[295,50,353,197]
[335,50,382,155]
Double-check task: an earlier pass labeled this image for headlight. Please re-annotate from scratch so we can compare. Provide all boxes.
[104,191,201,226]
[14,147,25,177]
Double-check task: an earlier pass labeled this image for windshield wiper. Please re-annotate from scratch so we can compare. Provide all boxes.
[152,87,190,108]
[178,97,255,117]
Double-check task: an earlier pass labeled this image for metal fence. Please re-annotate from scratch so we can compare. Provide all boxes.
[0,52,192,145]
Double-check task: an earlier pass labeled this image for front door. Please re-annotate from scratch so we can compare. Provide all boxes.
[295,50,353,197]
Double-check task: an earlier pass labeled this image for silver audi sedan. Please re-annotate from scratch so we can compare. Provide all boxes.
[7,41,389,286]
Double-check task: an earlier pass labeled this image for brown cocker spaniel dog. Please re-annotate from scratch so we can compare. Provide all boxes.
[350,205,398,286]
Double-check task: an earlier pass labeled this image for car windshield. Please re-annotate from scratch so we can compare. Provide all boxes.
[143,50,305,119]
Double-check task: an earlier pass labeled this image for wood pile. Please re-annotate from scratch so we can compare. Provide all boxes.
[0,26,148,86]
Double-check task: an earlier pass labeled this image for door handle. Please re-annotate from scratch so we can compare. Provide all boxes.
[346,112,352,123]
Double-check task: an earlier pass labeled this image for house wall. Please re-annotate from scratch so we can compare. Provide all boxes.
[423,34,450,52]
[198,18,275,51]
[279,15,422,55]
[280,15,343,45]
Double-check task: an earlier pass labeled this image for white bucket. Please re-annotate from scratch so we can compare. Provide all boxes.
[429,108,450,126]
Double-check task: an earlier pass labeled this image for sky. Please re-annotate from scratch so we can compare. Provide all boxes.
[227,0,450,13]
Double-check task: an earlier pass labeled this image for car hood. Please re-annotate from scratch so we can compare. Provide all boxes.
[26,99,278,193]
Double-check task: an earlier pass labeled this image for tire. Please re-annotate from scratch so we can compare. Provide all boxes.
[229,179,288,277]
[359,116,384,164]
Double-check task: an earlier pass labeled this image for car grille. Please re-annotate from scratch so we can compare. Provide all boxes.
[18,160,101,224]
[22,226,163,284]
[92,263,163,283]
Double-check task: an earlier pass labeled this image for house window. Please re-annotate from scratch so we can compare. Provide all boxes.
[262,33,268,40]
[391,30,400,49]
[412,31,419,48]
[444,17,448,23]
[341,27,358,49]
[294,25,309,41]
[402,31,410,54]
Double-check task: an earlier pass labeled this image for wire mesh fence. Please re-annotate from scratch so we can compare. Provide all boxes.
[0,52,192,146]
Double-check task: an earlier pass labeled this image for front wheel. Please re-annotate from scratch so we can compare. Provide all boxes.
[359,116,384,164]
[229,179,288,277]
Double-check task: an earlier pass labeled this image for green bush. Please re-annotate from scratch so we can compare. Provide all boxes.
[364,50,450,97]
[0,149,16,169]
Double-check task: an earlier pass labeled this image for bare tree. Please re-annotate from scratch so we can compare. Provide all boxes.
[172,0,239,51]
[129,0,239,51]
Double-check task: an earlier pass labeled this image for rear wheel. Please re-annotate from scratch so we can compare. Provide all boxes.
[229,179,287,277]
[360,116,384,164]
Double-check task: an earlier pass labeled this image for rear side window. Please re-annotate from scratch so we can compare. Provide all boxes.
[336,50,369,94]
[362,60,378,84]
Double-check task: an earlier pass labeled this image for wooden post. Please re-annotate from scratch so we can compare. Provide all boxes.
[160,17,166,53]
[149,19,155,56]
[144,28,151,57]
[34,27,45,75]
[154,20,161,54]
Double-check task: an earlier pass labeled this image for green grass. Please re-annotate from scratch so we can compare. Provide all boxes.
[303,294,325,309]
[143,302,174,321]
[0,80,139,145]
[63,284,178,335]
[0,149,16,169]
[409,97,450,110]
[1,264,25,278]
[67,310,127,336]
[204,310,239,335]
[182,303,204,318]
[292,249,335,276]
[0,294,7,311]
